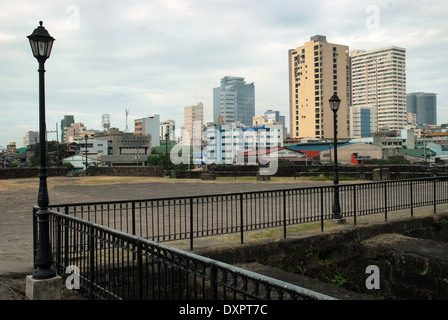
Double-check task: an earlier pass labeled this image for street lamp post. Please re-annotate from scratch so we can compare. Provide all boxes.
[329,93,342,220]
[165,130,170,176]
[27,21,56,280]
[84,134,89,175]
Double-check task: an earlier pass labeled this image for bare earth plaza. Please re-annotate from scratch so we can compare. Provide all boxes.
[2,174,448,305]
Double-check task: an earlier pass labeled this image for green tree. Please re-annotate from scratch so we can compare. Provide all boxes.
[30,141,66,167]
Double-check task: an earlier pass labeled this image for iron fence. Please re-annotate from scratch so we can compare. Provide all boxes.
[32,176,448,300]
[47,210,335,300]
[45,176,448,251]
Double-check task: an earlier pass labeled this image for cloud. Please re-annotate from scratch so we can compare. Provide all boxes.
[1,0,447,149]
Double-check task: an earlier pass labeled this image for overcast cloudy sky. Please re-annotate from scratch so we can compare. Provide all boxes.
[1,0,447,149]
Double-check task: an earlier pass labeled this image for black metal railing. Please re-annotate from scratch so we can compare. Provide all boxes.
[46,176,448,251]
[32,176,448,300]
[47,210,335,300]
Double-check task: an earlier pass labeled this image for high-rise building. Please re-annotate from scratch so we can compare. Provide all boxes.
[63,122,87,143]
[134,114,160,147]
[160,120,176,142]
[288,35,350,140]
[350,47,407,133]
[61,115,74,142]
[213,76,255,126]
[24,131,39,147]
[349,106,377,138]
[406,92,437,126]
[183,102,204,146]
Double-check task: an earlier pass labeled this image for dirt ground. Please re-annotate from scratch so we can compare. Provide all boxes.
[0,175,442,300]
[0,175,339,300]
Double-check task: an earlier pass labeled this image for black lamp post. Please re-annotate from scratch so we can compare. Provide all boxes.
[27,21,56,280]
[329,93,342,219]
[84,134,89,175]
[165,131,170,176]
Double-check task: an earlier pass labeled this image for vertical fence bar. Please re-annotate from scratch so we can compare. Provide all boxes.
[89,225,95,300]
[32,206,38,269]
[283,190,287,239]
[132,202,136,236]
[240,193,244,244]
[137,241,143,300]
[320,187,324,232]
[384,182,388,222]
[353,185,357,226]
[410,179,414,217]
[56,214,61,271]
[210,264,218,300]
[190,197,194,251]
[434,178,437,214]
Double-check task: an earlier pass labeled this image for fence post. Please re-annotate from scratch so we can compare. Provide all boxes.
[56,214,61,272]
[64,206,69,268]
[353,185,357,226]
[434,177,437,214]
[132,202,136,261]
[210,264,218,300]
[320,187,324,232]
[410,179,414,217]
[240,193,244,244]
[384,182,388,222]
[89,225,95,300]
[190,197,194,251]
[132,202,136,237]
[137,241,143,300]
[283,190,287,238]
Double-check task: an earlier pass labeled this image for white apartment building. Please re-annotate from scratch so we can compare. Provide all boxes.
[135,114,160,147]
[24,131,39,147]
[203,123,283,165]
[350,47,407,133]
[160,120,175,142]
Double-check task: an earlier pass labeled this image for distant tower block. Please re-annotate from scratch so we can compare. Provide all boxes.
[102,114,111,131]
[125,108,130,132]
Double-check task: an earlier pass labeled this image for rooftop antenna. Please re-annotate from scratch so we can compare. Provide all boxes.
[125,109,129,132]
[102,114,111,131]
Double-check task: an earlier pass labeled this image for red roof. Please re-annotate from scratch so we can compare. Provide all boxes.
[296,150,320,158]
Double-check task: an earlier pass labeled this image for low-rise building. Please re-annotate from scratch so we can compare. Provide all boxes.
[95,128,151,166]
[320,142,383,164]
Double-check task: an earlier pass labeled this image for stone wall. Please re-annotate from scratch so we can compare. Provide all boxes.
[196,214,448,300]
[0,168,69,179]
[88,166,164,177]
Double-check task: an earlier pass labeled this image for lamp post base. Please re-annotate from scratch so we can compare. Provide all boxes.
[32,267,57,280]
[26,274,62,300]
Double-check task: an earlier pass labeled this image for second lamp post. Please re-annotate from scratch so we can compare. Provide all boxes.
[329,93,342,219]
[84,134,89,175]
[27,21,56,280]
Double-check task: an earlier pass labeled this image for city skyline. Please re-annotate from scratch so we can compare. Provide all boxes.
[1,0,447,149]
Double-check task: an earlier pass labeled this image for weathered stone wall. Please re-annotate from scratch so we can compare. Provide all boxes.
[196,215,448,300]
[88,166,164,177]
[0,168,69,179]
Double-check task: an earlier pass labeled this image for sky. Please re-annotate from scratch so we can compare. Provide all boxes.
[1,0,447,149]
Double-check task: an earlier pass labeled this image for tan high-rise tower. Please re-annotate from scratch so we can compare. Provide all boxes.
[183,102,204,146]
[288,35,350,140]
